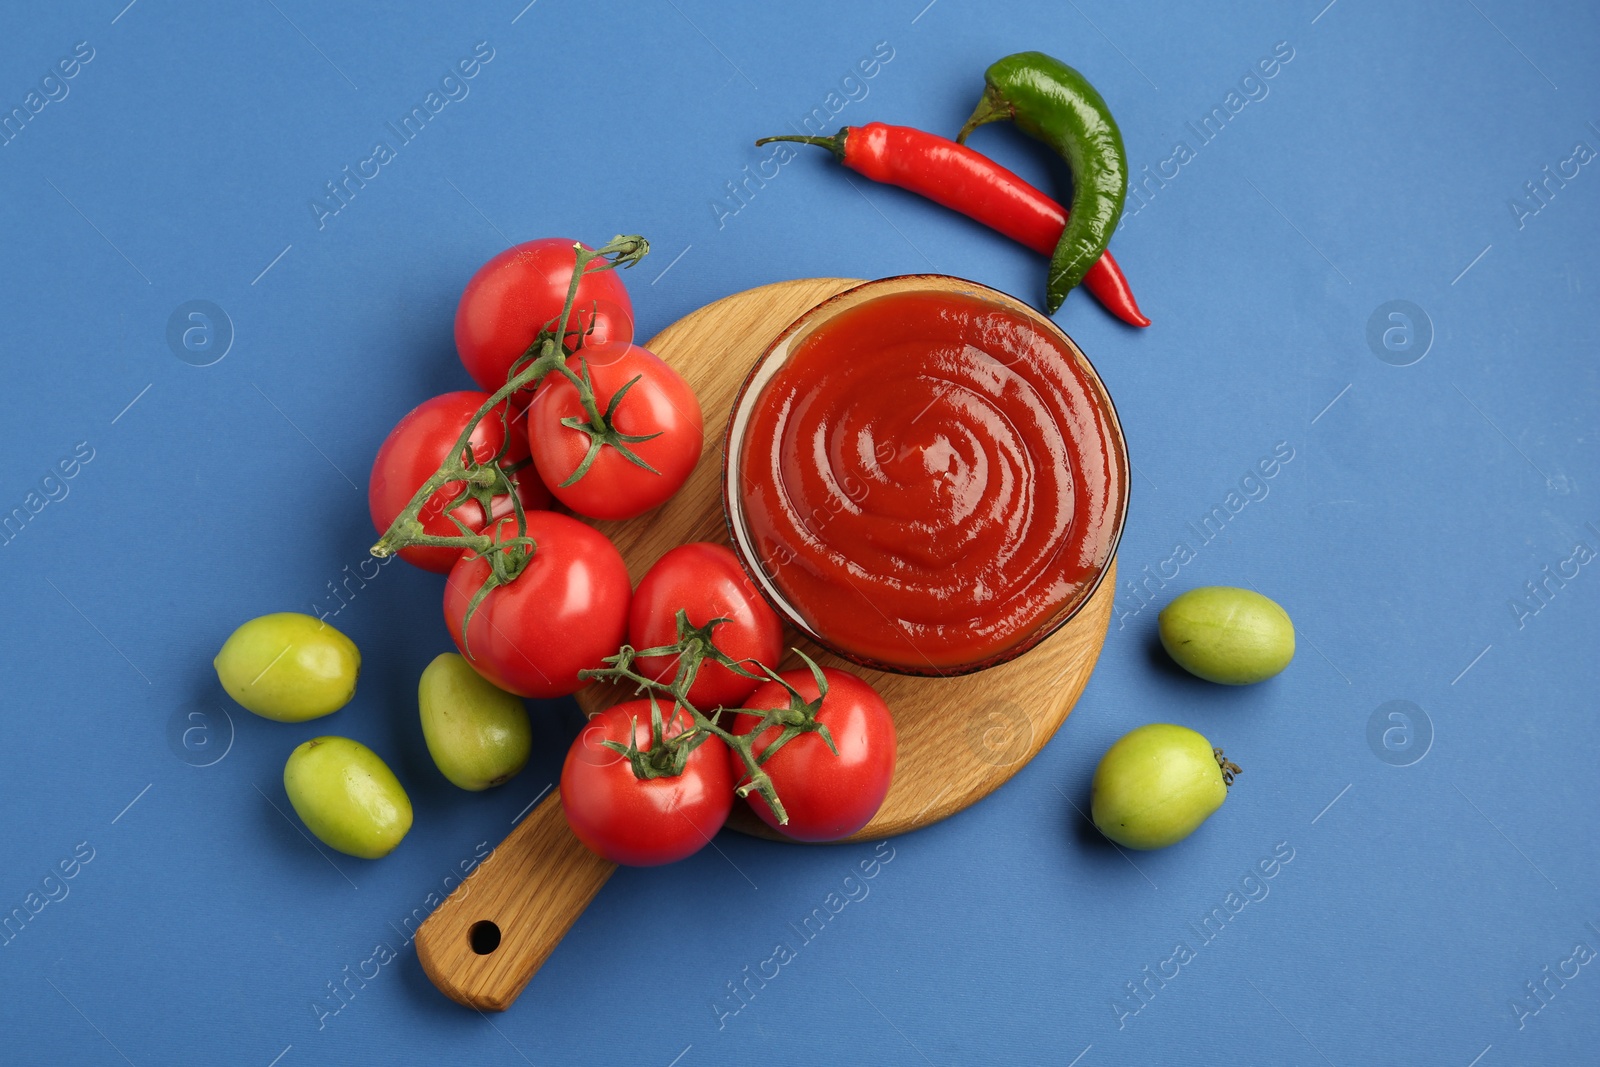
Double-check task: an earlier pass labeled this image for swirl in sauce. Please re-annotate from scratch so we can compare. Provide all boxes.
[739,288,1124,672]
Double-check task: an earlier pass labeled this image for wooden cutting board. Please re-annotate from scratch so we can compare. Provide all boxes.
[415,277,1117,1011]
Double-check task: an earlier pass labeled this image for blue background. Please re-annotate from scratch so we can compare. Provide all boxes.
[3,0,1596,1064]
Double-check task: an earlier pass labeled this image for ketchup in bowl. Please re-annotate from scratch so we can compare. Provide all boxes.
[723,275,1128,675]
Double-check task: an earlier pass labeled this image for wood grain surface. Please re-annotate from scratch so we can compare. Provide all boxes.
[415,277,1116,1010]
[413,791,614,1012]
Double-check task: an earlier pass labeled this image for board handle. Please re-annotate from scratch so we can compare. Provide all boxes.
[415,791,616,1011]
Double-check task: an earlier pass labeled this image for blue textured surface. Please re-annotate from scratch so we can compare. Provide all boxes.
[3,1,1597,1064]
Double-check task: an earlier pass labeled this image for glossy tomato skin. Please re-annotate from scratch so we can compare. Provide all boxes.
[528,342,703,521]
[369,391,552,573]
[442,512,630,698]
[455,239,635,403]
[731,668,896,842]
[631,543,783,710]
[561,699,733,866]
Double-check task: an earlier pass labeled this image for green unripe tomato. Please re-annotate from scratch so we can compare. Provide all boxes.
[283,737,412,859]
[1091,723,1235,850]
[1158,586,1294,685]
[418,653,532,790]
[214,612,360,721]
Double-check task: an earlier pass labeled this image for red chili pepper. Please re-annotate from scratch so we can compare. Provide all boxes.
[758,122,1149,327]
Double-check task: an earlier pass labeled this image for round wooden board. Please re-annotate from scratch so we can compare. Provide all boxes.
[576,277,1117,843]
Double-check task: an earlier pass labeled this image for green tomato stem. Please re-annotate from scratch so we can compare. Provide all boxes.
[1214,748,1242,787]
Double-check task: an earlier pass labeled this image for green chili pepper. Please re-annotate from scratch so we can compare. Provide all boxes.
[957,52,1128,314]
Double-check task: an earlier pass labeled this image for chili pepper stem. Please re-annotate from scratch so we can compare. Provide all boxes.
[754,133,846,161]
[955,86,1012,144]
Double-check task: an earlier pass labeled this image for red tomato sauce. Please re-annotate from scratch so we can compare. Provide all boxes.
[738,288,1125,672]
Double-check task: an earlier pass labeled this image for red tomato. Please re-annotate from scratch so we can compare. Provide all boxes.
[631,543,783,710]
[561,699,733,866]
[527,342,703,521]
[369,391,552,573]
[443,512,631,698]
[454,238,635,403]
[731,668,896,842]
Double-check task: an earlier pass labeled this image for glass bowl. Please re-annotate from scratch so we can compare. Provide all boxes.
[721,274,1129,677]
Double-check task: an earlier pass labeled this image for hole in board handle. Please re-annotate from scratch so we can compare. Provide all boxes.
[469,920,502,955]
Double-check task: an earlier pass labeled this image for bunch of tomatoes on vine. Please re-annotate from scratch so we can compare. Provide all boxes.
[367,235,897,865]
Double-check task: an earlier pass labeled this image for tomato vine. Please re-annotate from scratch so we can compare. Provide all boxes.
[369,232,846,822]
[369,235,650,641]
[582,612,837,826]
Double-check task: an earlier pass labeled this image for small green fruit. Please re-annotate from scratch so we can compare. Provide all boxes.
[1158,586,1294,685]
[1091,723,1235,850]
[214,612,360,721]
[283,737,412,859]
[418,653,531,790]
